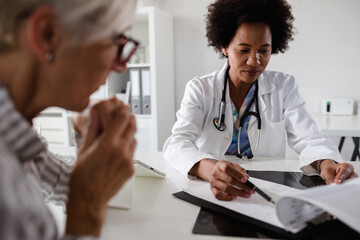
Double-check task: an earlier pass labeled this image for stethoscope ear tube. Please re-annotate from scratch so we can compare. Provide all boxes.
[213,66,230,132]
[213,100,226,131]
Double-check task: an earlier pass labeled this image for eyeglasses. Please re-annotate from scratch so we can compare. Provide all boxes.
[113,34,139,64]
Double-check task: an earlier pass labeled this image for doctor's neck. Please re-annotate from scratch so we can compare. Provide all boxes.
[228,75,254,92]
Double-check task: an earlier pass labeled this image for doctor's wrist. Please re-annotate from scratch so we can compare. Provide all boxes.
[188,159,216,181]
[319,159,336,172]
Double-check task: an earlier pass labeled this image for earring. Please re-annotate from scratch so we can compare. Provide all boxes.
[45,52,54,62]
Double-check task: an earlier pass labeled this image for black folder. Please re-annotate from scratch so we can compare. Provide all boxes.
[173,171,360,239]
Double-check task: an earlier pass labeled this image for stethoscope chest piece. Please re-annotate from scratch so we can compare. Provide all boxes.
[213,117,226,131]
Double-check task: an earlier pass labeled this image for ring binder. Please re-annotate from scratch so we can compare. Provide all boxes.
[130,69,142,114]
[141,68,151,115]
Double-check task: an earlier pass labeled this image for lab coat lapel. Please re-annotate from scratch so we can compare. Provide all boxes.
[258,71,276,113]
[248,72,275,128]
[224,74,233,141]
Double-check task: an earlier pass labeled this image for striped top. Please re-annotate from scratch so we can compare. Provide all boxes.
[0,82,97,240]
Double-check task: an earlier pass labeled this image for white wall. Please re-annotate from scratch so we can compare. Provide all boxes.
[268,0,360,113]
[151,0,360,160]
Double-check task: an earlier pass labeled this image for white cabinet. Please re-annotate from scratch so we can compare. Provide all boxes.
[33,107,74,146]
[105,7,175,152]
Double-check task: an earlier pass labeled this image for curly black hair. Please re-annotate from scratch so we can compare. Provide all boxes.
[205,0,295,58]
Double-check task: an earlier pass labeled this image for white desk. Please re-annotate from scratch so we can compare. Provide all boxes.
[100,151,360,240]
[311,113,360,161]
[311,113,360,137]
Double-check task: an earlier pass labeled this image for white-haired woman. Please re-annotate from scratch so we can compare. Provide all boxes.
[0,0,138,239]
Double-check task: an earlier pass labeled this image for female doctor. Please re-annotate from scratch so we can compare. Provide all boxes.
[163,0,357,201]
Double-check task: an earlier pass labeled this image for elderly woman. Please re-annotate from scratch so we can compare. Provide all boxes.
[163,0,357,201]
[0,0,138,239]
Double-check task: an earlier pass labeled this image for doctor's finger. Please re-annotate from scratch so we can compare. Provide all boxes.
[334,164,354,184]
[210,186,234,201]
[217,161,248,182]
[211,169,253,194]
[210,183,251,201]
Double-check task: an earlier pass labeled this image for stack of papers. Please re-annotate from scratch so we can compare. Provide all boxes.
[184,177,360,233]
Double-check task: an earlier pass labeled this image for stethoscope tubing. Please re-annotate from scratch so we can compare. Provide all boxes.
[213,65,262,158]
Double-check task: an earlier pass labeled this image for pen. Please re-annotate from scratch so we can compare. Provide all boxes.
[245,180,275,204]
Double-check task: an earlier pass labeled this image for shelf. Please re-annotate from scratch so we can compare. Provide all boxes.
[127,63,150,68]
[135,114,152,119]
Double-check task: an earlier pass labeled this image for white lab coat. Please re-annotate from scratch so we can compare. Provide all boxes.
[163,62,343,176]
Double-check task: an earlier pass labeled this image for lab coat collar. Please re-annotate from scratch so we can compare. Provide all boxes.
[212,61,229,101]
[257,71,276,114]
[248,71,276,127]
[258,71,276,96]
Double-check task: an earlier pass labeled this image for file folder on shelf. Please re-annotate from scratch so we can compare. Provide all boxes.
[141,68,151,115]
[130,69,142,114]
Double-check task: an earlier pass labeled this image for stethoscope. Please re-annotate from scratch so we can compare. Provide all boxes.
[213,66,261,159]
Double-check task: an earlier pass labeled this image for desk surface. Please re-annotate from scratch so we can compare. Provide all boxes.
[311,112,360,137]
[99,151,360,240]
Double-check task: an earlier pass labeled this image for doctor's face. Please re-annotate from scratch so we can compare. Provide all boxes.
[222,22,272,84]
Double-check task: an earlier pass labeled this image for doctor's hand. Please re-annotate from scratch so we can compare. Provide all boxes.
[66,100,137,237]
[319,160,358,184]
[189,159,255,201]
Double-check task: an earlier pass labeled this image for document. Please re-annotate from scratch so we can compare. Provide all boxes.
[184,177,360,234]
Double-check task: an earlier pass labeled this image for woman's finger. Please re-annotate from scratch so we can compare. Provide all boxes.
[92,97,123,131]
[211,165,253,194]
[210,181,251,200]
[101,105,132,144]
[79,109,101,154]
[210,186,234,201]
[128,138,137,161]
[121,114,137,142]
[209,174,252,199]
[334,164,354,184]
[216,160,248,183]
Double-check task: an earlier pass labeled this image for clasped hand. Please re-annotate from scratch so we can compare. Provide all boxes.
[66,98,136,236]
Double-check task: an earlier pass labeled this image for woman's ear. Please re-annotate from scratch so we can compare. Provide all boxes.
[221,47,228,57]
[25,7,60,63]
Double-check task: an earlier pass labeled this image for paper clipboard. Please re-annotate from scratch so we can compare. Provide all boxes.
[173,171,360,239]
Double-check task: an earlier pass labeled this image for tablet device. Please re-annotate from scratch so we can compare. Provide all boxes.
[134,159,166,178]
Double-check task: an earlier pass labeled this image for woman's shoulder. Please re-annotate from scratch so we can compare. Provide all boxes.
[261,70,296,87]
[186,68,224,91]
[262,70,294,80]
[192,68,222,82]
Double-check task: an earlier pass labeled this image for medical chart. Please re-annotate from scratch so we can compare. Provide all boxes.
[183,177,360,234]
[276,177,360,233]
